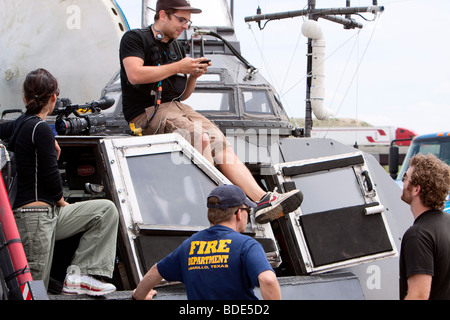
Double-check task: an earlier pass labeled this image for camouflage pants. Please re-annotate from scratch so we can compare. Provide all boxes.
[13,199,118,289]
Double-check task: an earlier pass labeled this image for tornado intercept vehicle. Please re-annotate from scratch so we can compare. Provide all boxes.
[0,0,412,300]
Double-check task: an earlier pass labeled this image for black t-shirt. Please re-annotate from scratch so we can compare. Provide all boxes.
[119,27,187,122]
[399,209,450,299]
[0,115,63,208]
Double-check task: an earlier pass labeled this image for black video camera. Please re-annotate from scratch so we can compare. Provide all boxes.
[52,97,114,135]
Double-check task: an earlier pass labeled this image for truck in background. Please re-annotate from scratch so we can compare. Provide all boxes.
[311,126,417,165]
[390,132,450,213]
[310,126,417,147]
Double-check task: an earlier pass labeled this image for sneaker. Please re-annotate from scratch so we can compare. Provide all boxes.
[62,274,116,296]
[254,189,303,224]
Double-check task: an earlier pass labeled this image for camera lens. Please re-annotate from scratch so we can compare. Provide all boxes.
[56,117,89,135]
[55,114,106,135]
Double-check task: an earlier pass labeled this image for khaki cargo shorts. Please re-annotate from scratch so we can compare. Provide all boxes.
[131,101,231,158]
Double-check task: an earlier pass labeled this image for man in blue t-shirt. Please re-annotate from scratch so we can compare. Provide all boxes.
[132,184,281,300]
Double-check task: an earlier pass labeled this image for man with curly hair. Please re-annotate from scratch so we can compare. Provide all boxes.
[399,153,450,299]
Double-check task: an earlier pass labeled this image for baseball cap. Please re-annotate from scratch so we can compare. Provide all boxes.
[207,185,257,210]
[156,0,202,14]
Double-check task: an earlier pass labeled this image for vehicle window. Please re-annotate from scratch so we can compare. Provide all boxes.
[398,140,450,178]
[418,143,440,157]
[292,167,366,215]
[126,152,215,227]
[196,74,221,82]
[243,90,274,114]
[185,89,232,112]
[440,141,450,166]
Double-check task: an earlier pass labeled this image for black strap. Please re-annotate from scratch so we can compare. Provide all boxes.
[0,238,31,284]
[0,238,22,252]
[7,115,39,152]
[4,265,31,283]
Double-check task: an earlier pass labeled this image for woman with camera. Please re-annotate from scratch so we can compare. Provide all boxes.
[0,69,119,296]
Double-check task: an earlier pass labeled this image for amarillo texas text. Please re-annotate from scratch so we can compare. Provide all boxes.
[188,240,231,270]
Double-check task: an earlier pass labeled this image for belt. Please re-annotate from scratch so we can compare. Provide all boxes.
[13,207,52,214]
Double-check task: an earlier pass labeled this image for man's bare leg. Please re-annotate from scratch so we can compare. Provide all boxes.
[215,146,266,202]
[211,141,303,224]
[200,132,214,166]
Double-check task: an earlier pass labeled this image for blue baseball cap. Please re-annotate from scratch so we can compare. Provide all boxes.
[207,185,256,209]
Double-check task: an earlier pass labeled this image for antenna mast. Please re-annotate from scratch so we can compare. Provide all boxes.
[245,1,384,137]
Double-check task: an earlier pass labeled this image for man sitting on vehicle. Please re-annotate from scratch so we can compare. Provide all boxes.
[119,0,303,224]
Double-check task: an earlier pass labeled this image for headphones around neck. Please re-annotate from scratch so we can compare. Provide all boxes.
[151,24,164,41]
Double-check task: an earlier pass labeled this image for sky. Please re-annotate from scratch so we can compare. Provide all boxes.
[115,0,450,136]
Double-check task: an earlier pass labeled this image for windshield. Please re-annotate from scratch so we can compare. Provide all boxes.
[185,88,233,112]
[127,152,215,227]
[398,136,450,180]
[243,90,274,114]
[292,166,365,215]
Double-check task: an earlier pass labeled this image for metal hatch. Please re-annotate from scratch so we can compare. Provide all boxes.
[100,133,280,281]
[102,133,226,232]
[266,151,397,275]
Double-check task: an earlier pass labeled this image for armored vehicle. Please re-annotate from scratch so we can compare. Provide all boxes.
[0,0,412,300]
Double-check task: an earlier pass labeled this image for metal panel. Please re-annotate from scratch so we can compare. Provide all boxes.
[267,151,397,274]
[101,133,281,279]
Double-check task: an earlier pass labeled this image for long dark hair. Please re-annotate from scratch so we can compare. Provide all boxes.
[23,68,59,115]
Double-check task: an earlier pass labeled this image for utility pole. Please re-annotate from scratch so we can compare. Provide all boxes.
[245,1,384,137]
[305,0,317,138]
